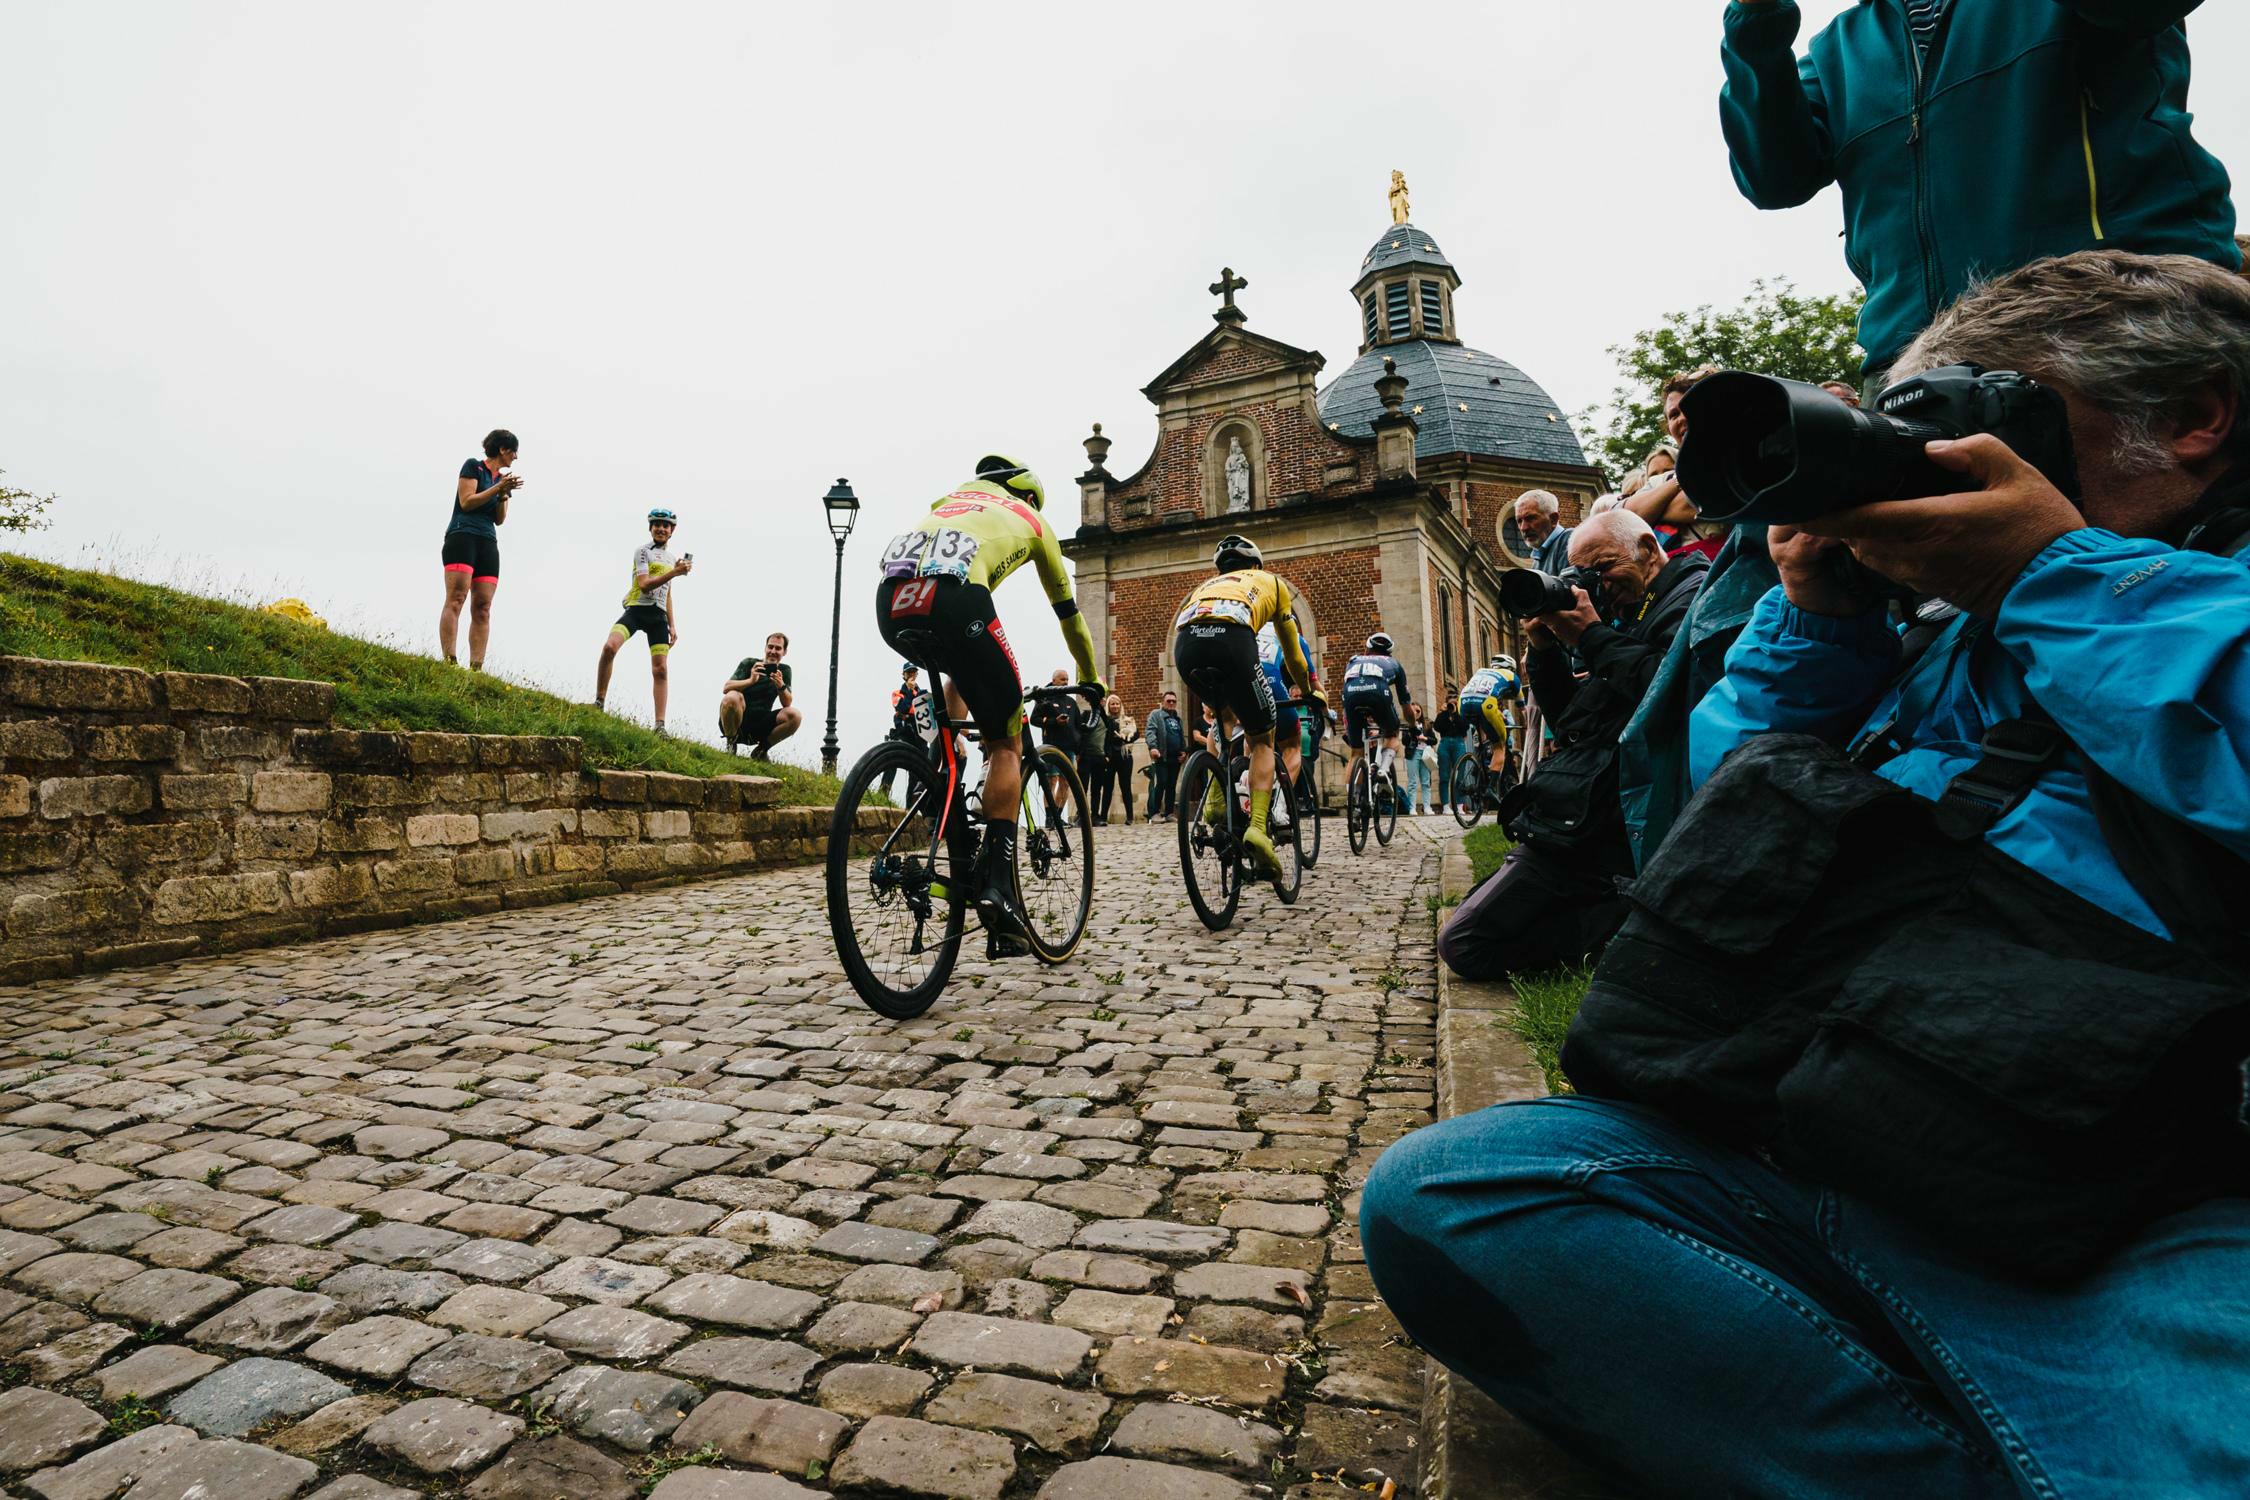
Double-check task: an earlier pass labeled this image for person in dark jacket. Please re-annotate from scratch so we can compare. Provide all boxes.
[1143,692,1185,819]
[1720,0,2237,378]
[1366,250,2250,1499]
[1437,510,1707,980]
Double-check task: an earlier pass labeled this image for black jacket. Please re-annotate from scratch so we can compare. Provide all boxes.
[1529,552,1711,751]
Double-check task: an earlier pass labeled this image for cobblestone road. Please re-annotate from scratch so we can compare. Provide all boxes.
[0,817,1447,1500]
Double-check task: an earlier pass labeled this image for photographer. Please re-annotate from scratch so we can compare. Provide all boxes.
[1365,251,2250,1498]
[719,632,799,760]
[1436,509,1707,981]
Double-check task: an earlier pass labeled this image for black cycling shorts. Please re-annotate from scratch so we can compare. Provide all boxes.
[442,531,500,580]
[612,605,671,652]
[726,706,779,744]
[1342,690,1400,747]
[876,576,1023,741]
[1173,620,1276,737]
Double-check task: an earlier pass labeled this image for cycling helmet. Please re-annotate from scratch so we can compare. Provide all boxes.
[647,507,677,524]
[1213,534,1263,572]
[974,454,1045,511]
[1489,653,1515,672]
[1366,632,1394,654]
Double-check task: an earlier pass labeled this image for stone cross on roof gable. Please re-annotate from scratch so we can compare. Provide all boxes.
[1208,266,1248,325]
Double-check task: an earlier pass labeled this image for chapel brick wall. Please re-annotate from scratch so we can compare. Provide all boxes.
[1105,396,1370,530]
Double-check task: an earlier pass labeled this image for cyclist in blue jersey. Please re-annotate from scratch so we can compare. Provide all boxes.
[1457,654,1521,776]
[1257,616,1318,823]
[1340,633,1413,788]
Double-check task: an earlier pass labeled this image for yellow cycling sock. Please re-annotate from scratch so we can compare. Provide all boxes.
[1248,784,1272,833]
[1200,776,1225,822]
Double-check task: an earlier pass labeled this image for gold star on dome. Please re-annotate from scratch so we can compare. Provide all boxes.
[1327,421,1339,430]
[1458,402,1469,411]
[1411,404,1424,415]
[1390,240,1402,249]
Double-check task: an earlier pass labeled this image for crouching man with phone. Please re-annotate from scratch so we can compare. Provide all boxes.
[720,632,800,760]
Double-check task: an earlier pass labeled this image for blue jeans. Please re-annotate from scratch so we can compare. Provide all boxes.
[1437,735,1466,803]
[1359,1096,2250,1499]
[1404,750,1433,811]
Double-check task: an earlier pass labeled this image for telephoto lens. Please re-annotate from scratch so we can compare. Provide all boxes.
[1499,567,1582,619]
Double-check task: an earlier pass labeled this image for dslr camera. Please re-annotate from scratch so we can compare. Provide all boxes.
[1674,363,2081,525]
[1500,564,1596,619]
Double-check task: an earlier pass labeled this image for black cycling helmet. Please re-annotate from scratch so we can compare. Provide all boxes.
[1214,534,1263,572]
[974,454,1045,511]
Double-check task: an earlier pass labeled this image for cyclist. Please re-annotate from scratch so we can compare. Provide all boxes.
[1341,631,1413,798]
[1171,535,1320,877]
[596,507,692,733]
[1256,614,1318,824]
[1457,653,1522,778]
[874,454,1102,957]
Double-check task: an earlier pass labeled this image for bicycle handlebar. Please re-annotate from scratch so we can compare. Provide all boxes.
[1023,684,1106,705]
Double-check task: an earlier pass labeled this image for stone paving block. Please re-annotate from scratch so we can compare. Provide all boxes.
[462,1433,635,1500]
[431,1284,567,1337]
[1051,1288,1174,1338]
[426,1237,557,1284]
[165,1356,354,1437]
[1028,1250,1161,1291]
[1107,1401,1282,1474]
[808,1220,939,1264]
[363,1396,524,1475]
[667,1391,850,1473]
[407,1333,571,1400]
[1096,1337,1287,1408]
[816,1362,935,1419]
[319,1265,462,1316]
[831,1414,1016,1500]
[910,1311,1092,1380]
[535,1365,696,1452]
[16,1422,196,1499]
[243,1204,361,1246]
[1071,1220,1228,1260]
[1034,1455,1255,1500]
[186,1286,348,1351]
[270,1393,399,1455]
[645,1470,823,1500]
[91,1343,226,1402]
[830,1262,963,1309]
[533,1302,690,1360]
[10,1251,141,1306]
[17,1321,132,1382]
[709,1210,821,1250]
[658,1336,822,1393]
[522,1255,670,1305]
[922,1372,1108,1456]
[1173,1261,1312,1309]
[330,1223,467,1266]
[308,1480,424,1500]
[804,1298,921,1354]
[305,1316,452,1379]
[0,1387,105,1474]
[642,1272,820,1330]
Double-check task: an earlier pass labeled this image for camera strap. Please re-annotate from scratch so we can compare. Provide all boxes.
[1849,614,1974,770]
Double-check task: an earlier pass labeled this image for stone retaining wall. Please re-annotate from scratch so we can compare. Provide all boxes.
[0,655,886,983]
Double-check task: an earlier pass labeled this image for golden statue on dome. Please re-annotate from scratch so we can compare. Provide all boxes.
[1389,170,1410,225]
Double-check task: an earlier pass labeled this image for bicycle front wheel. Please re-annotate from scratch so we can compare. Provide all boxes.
[1267,764,1303,905]
[1346,761,1370,855]
[1374,766,1398,846]
[1295,761,1322,867]
[1020,745,1092,964]
[826,739,966,1019]
[1452,756,1486,829]
[1176,750,1239,930]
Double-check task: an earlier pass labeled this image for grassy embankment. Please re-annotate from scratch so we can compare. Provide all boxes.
[0,554,844,803]
[1457,822,1591,1093]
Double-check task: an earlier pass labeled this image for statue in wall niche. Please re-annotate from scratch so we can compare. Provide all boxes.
[1225,437,1252,513]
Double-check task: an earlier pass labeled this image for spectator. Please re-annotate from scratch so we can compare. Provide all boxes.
[1028,670,1083,817]
[1514,490,1572,574]
[1103,694,1138,826]
[1367,250,2250,1498]
[439,428,520,670]
[1433,686,1467,806]
[595,507,692,733]
[1818,379,1862,407]
[1400,703,1435,814]
[1075,685,1110,824]
[1586,493,1623,517]
[1192,701,1219,755]
[1144,690,1185,820]
[1632,370,1726,561]
[1720,0,2236,384]
[878,663,933,797]
[719,632,800,759]
[1437,508,1707,980]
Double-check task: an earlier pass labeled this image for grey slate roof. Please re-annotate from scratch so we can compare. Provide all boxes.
[1358,221,1456,279]
[1318,339,1590,468]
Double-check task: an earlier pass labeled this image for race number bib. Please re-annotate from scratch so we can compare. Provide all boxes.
[1349,659,1385,681]
[919,528,979,582]
[879,531,930,579]
[1174,598,1253,630]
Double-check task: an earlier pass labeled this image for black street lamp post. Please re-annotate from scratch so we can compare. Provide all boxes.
[819,478,860,778]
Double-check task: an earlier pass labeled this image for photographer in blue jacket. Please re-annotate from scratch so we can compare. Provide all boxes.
[1362,250,2250,1499]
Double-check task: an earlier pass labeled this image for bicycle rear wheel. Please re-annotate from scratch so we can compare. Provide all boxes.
[1176,750,1239,930]
[1020,745,1092,964]
[1374,766,1398,846]
[1267,764,1303,904]
[1295,760,1322,867]
[1346,761,1370,855]
[826,739,966,1019]
[1452,756,1486,828]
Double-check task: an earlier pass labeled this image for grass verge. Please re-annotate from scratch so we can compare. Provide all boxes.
[1,554,843,802]
[1463,822,1514,884]
[1500,962,1594,1094]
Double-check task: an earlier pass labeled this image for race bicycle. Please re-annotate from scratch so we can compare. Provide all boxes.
[1450,736,1522,828]
[1344,708,1402,854]
[825,672,1100,1018]
[1175,684,1308,931]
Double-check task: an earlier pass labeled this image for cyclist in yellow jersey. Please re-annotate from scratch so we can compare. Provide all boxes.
[1170,534,1321,877]
[875,454,1103,954]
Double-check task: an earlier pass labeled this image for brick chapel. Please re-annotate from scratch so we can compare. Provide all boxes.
[1064,183,1605,718]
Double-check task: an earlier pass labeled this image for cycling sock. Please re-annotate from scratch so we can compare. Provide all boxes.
[1200,776,1224,822]
[982,819,1017,877]
[1248,785,1272,833]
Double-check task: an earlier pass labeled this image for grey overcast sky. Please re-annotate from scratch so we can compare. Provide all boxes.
[6,2,2246,761]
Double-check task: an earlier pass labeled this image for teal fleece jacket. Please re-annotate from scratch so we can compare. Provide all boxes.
[1720,0,2237,370]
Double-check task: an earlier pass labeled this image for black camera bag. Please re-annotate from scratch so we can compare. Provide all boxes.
[1562,731,2250,1282]
[1498,739,1620,852]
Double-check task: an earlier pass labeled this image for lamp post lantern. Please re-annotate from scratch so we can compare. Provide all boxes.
[819,478,860,778]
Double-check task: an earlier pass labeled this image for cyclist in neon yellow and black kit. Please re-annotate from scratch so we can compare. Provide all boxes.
[1171,535,1321,877]
[875,455,1103,953]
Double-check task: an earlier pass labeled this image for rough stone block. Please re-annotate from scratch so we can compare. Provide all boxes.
[7,884,139,937]
[159,773,248,811]
[39,775,152,819]
[832,1415,1016,1500]
[481,809,574,841]
[83,723,182,762]
[606,844,666,877]
[0,774,28,817]
[1,657,156,712]
[198,725,279,759]
[455,849,513,884]
[643,809,690,839]
[552,844,605,872]
[235,817,320,860]
[519,845,556,877]
[321,816,403,853]
[715,774,784,808]
[0,719,75,760]
[503,772,550,802]
[333,774,423,808]
[579,809,636,838]
[247,675,336,722]
[375,858,456,893]
[290,864,376,908]
[0,829,79,873]
[591,770,647,803]
[427,770,502,803]
[152,871,285,925]
[252,770,332,813]
[643,772,705,806]
[662,843,709,870]
[157,670,254,714]
[407,813,479,847]
[404,732,476,767]
[291,730,408,772]
[692,811,744,839]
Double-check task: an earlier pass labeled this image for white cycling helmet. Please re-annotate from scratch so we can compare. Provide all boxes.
[1366,632,1394,654]
[1489,653,1516,672]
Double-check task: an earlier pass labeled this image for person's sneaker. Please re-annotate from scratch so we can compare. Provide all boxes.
[1241,823,1284,879]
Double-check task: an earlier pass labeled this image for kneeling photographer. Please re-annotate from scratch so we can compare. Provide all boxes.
[1364,251,2250,1498]
[1436,508,1707,981]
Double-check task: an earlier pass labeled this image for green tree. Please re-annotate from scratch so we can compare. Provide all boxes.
[1580,279,1865,481]
[2,471,54,534]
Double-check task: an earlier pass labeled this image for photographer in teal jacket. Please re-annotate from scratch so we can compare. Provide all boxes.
[1721,0,2237,378]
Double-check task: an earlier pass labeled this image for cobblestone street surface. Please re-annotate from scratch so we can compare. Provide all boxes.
[0,818,1447,1499]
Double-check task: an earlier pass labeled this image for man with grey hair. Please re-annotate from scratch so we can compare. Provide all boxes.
[1513,489,1572,574]
[1367,250,2250,1497]
[1436,505,1707,981]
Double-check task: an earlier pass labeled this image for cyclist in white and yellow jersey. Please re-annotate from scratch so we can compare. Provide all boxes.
[1170,535,1321,877]
[874,455,1103,953]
